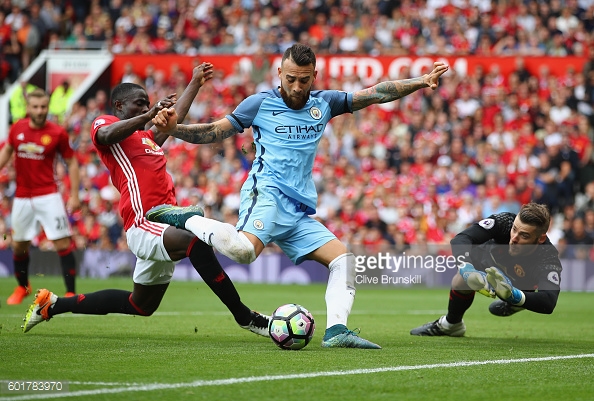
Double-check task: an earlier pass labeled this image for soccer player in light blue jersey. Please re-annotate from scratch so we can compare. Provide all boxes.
[147,43,449,348]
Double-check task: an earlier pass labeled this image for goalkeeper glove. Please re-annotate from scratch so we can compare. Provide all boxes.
[485,267,526,306]
[459,263,495,298]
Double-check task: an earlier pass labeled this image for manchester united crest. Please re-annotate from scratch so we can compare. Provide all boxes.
[514,264,525,277]
[40,134,52,145]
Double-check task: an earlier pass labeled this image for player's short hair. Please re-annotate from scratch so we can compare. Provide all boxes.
[518,203,550,235]
[282,43,316,68]
[110,82,146,108]
[26,88,49,103]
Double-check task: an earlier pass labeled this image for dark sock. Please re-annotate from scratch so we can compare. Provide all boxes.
[13,252,30,287]
[445,289,475,324]
[58,246,76,293]
[187,238,252,325]
[50,290,147,317]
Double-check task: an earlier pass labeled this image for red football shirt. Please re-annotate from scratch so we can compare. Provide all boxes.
[8,118,74,198]
[91,115,177,230]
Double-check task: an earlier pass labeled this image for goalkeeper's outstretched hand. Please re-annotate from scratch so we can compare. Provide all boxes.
[485,267,526,305]
[459,263,495,298]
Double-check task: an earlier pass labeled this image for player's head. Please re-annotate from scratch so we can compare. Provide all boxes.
[26,88,49,128]
[278,43,317,110]
[509,202,550,256]
[110,83,150,120]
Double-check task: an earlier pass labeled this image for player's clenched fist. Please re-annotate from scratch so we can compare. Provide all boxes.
[152,108,178,132]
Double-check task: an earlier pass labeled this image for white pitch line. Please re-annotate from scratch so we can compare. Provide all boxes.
[1,354,593,401]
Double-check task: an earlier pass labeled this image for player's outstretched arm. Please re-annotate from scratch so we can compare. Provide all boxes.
[485,267,525,305]
[153,62,214,146]
[152,109,239,144]
[352,62,449,111]
[95,94,177,146]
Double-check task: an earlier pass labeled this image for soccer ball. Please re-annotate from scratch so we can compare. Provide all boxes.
[268,303,315,350]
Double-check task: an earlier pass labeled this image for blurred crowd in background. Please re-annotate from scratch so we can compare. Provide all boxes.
[1,0,594,262]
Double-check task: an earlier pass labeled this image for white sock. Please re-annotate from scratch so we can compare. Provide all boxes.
[185,216,256,264]
[440,315,459,328]
[325,253,356,329]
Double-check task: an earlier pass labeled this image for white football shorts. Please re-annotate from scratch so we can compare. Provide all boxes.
[12,193,72,241]
[126,219,178,285]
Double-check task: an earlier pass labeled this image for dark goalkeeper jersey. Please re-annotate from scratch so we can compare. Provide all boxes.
[450,212,562,292]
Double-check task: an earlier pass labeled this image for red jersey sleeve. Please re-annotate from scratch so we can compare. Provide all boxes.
[91,115,120,148]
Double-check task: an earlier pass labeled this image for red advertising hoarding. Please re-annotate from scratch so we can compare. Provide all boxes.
[111,54,587,87]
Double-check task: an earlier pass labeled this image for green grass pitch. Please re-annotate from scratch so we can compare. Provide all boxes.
[1,277,593,401]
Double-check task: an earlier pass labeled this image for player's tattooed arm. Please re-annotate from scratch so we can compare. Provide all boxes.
[353,78,426,110]
[152,109,239,144]
[153,63,215,146]
[169,122,239,144]
[352,61,449,111]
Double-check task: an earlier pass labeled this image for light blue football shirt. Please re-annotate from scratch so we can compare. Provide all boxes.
[226,88,354,214]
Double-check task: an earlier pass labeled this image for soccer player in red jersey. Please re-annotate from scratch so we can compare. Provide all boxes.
[0,88,80,305]
[22,63,270,337]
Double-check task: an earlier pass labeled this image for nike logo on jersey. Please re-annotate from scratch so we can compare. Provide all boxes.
[272,111,289,116]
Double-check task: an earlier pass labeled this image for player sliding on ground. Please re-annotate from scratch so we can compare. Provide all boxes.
[411,202,562,337]
[22,63,269,337]
[145,43,448,348]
